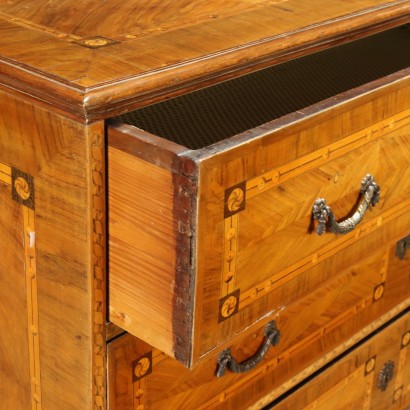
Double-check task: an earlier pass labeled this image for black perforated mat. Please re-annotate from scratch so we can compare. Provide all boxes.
[116,25,410,150]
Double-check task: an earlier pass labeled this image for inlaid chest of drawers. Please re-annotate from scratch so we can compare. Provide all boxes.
[0,1,409,409]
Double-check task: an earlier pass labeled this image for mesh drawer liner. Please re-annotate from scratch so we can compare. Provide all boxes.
[117,25,410,150]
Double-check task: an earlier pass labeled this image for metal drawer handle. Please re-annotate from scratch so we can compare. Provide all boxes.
[215,321,280,377]
[396,235,410,260]
[378,360,395,391]
[312,174,380,235]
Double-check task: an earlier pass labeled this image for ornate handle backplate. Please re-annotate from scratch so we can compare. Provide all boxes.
[216,321,280,377]
[312,174,380,235]
[378,360,395,391]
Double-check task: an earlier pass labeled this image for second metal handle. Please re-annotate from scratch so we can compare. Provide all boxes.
[312,174,380,235]
[216,321,280,377]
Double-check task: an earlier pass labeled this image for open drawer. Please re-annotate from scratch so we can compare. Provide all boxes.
[107,25,410,367]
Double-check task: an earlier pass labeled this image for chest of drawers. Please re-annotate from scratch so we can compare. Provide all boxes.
[0,1,409,409]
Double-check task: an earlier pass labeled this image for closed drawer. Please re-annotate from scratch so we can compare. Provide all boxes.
[265,309,410,410]
[108,25,410,367]
[107,240,410,409]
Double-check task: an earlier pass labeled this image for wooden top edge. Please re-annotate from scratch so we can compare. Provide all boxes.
[0,1,408,121]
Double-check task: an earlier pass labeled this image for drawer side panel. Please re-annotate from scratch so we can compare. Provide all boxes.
[108,132,198,365]
[109,147,176,356]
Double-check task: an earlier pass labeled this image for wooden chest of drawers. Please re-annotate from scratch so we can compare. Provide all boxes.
[0,1,409,409]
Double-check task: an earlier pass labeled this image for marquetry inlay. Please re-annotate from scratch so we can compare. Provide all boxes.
[218,289,240,322]
[1,162,42,410]
[224,182,246,218]
[365,356,376,375]
[75,36,119,49]
[130,349,166,410]
[89,131,106,410]
[12,168,35,209]
[0,161,11,185]
[245,110,410,199]
[402,331,410,348]
[221,109,410,313]
[393,386,403,403]
[222,214,239,297]
[373,283,385,302]
[23,205,42,409]
[393,327,410,401]
[14,177,30,200]
[133,353,152,383]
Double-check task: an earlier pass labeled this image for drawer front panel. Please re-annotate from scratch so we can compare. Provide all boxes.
[269,310,410,410]
[108,239,410,409]
[196,105,410,359]
[232,127,408,297]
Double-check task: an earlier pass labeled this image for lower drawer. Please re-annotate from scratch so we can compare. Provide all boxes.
[107,237,410,409]
[264,309,410,410]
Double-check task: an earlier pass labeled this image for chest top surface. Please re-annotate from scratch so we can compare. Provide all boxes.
[0,0,408,120]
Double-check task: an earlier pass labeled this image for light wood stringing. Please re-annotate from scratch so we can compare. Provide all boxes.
[0,163,41,409]
[23,205,42,409]
[0,164,31,409]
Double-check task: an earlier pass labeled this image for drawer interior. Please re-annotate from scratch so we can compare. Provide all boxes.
[115,24,410,149]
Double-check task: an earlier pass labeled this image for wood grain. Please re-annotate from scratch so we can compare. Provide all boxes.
[0,0,408,120]
[23,205,42,409]
[270,310,410,410]
[0,0,278,40]
[0,2,409,407]
[108,122,198,364]
[107,234,410,409]
[108,146,178,358]
[0,172,31,410]
[108,64,410,367]
[0,88,106,409]
[89,125,107,409]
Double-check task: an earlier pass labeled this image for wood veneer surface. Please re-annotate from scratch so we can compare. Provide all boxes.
[0,0,408,119]
[0,182,31,409]
[0,89,107,409]
[107,238,410,409]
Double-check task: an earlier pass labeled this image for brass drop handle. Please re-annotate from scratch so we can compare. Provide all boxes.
[312,174,380,235]
[215,321,280,377]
